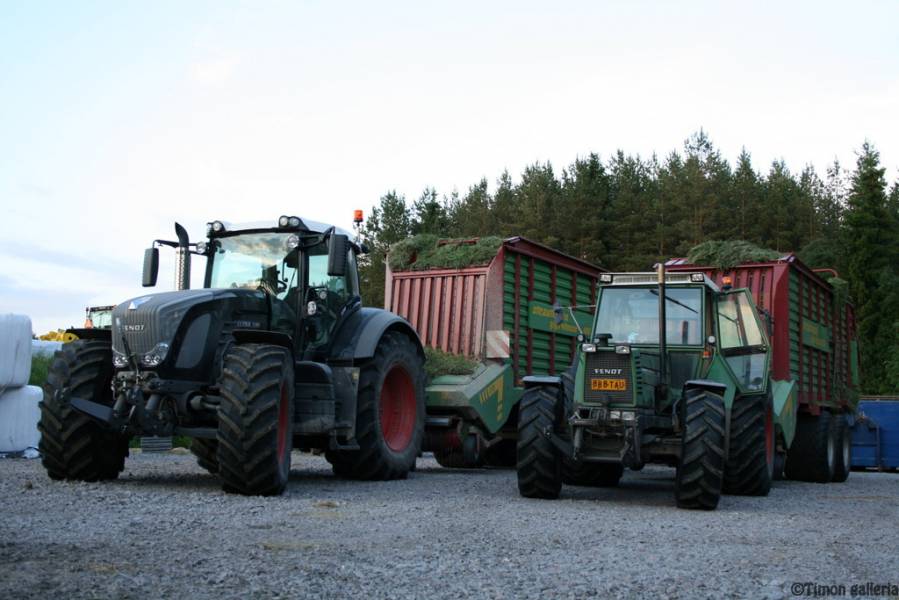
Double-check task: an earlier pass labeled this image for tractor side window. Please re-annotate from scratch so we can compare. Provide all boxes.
[306,244,353,349]
[717,291,767,391]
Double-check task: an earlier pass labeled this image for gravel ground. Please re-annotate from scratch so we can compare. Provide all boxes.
[1,452,897,600]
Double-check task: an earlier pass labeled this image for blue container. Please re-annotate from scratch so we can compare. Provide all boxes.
[851,398,899,470]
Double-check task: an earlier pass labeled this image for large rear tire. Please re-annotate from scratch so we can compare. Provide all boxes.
[674,388,726,510]
[562,460,624,487]
[516,386,562,499]
[216,344,294,496]
[329,332,425,480]
[831,413,852,483]
[785,411,835,483]
[38,340,130,481]
[723,394,774,496]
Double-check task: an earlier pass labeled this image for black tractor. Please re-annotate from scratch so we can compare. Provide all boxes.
[38,215,425,495]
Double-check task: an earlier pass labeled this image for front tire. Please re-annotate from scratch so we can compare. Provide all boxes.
[674,388,726,510]
[38,340,130,482]
[330,332,425,480]
[216,344,294,496]
[723,394,774,496]
[516,386,562,499]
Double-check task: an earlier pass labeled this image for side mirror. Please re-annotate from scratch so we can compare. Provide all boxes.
[327,234,349,277]
[143,247,159,287]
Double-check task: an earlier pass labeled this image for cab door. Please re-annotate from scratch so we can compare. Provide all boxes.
[715,290,770,394]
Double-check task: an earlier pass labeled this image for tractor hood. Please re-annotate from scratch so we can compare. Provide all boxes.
[111,288,272,371]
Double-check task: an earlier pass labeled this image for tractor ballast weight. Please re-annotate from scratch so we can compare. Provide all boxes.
[38,215,426,496]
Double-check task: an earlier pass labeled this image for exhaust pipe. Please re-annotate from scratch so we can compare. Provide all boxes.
[174,222,190,291]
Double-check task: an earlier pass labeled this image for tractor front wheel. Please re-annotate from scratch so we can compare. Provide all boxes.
[38,340,130,482]
[216,344,294,496]
[674,387,726,510]
[723,394,774,496]
[516,386,562,499]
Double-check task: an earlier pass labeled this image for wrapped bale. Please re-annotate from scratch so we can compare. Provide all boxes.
[0,314,33,391]
[0,385,42,452]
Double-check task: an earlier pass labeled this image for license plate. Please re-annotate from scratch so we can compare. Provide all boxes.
[591,378,627,391]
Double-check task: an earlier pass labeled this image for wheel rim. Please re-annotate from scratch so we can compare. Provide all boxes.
[379,364,416,452]
[765,401,775,471]
[276,381,289,464]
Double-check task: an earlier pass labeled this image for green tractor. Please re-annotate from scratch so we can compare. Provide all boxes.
[516,266,785,510]
[38,215,426,496]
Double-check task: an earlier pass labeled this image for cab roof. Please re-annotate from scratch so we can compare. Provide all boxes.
[211,217,353,238]
[600,272,720,292]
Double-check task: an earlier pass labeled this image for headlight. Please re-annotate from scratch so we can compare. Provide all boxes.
[286,234,300,250]
[690,273,705,282]
[600,274,613,283]
[581,343,597,353]
[141,343,170,367]
[615,345,630,354]
[288,216,301,227]
[112,352,128,368]
[211,220,225,233]
[621,411,636,423]
[609,410,621,420]
[196,241,207,254]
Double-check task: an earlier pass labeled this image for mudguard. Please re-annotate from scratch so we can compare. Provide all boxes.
[522,375,562,388]
[328,307,423,361]
[770,378,798,448]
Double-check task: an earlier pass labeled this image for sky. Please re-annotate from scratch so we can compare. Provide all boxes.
[2,1,898,335]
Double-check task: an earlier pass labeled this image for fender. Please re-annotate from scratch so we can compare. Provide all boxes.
[522,375,562,389]
[232,329,294,357]
[328,307,423,361]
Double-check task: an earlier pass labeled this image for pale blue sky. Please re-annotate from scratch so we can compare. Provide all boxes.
[2,1,898,333]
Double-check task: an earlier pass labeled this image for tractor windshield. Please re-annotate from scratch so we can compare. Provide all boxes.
[208,233,298,301]
[595,287,703,345]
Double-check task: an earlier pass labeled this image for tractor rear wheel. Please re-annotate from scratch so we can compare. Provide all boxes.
[785,411,835,483]
[562,460,623,487]
[38,340,130,481]
[190,438,219,474]
[216,344,294,496]
[516,386,562,499]
[723,394,774,496]
[831,414,852,483]
[330,332,425,480]
[674,388,726,510]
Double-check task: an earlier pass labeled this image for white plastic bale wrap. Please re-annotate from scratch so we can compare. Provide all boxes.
[0,314,33,391]
[0,385,42,452]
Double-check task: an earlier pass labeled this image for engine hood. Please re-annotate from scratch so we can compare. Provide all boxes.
[111,288,269,357]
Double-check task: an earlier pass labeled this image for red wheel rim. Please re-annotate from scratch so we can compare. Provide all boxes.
[277,381,289,463]
[379,365,416,452]
[765,401,774,468]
